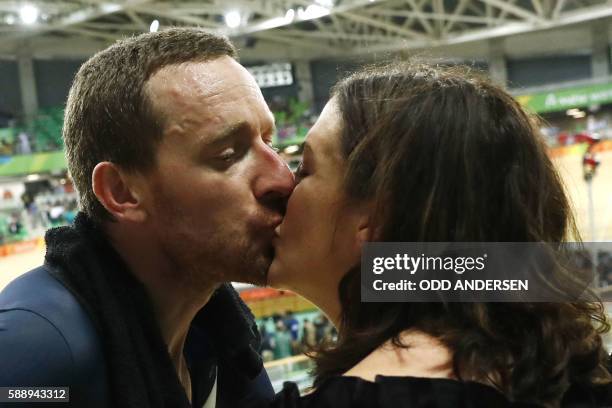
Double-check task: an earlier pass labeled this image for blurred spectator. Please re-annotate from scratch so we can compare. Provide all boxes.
[259,318,275,362]
[284,310,300,341]
[63,200,78,224]
[598,251,612,286]
[302,318,317,349]
[314,315,332,343]
[0,140,12,155]
[255,311,338,362]
[7,213,23,235]
[48,201,65,225]
[17,131,31,154]
[604,270,612,287]
[272,321,292,360]
[272,313,283,325]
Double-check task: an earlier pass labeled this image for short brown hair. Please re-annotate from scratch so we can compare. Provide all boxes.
[63,28,237,223]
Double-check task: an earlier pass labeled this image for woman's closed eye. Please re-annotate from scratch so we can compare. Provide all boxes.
[294,162,309,183]
[265,140,280,153]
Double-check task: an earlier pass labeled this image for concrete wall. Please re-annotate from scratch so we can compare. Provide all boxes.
[33,59,84,110]
[507,54,593,89]
[0,60,21,124]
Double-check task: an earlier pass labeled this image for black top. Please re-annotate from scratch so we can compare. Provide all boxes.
[262,375,612,408]
[0,266,275,407]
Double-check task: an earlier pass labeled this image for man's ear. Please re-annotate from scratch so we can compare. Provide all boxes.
[91,162,148,223]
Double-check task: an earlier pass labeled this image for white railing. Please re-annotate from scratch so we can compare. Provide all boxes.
[264,355,314,393]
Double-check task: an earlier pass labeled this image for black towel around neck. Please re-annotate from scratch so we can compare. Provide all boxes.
[44,212,264,408]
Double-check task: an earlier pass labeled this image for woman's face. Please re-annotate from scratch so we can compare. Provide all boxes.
[268,100,368,306]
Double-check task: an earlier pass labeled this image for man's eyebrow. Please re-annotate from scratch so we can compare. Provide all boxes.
[207,121,277,146]
[206,121,249,147]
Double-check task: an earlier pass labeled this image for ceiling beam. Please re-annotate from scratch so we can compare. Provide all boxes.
[340,10,429,40]
[0,0,151,51]
[278,28,395,42]
[443,0,471,34]
[335,1,612,56]
[253,30,338,53]
[479,0,545,23]
[79,21,143,31]
[329,14,345,34]
[222,0,396,37]
[125,10,149,29]
[530,0,545,17]
[131,6,222,28]
[432,0,445,36]
[363,7,499,25]
[404,0,435,35]
[61,26,121,41]
[552,0,567,19]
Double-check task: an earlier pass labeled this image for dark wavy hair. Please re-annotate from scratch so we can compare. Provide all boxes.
[311,61,611,406]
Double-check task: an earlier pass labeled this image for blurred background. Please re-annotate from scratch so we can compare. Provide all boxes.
[1,0,612,392]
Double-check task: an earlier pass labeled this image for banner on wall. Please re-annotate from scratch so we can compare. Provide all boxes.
[516,82,612,114]
[0,151,66,177]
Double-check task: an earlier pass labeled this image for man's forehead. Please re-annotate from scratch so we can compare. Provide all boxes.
[145,57,269,132]
[147,57,258,100]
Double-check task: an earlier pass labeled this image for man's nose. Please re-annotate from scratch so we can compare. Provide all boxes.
[254,146,295,213]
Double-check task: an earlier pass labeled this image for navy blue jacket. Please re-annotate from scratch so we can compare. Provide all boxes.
[0,266,274,407]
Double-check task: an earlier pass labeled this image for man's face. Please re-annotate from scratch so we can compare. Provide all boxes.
[141,56,294,287]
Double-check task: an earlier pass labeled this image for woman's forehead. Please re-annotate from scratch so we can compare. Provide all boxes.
[305,100,343,161]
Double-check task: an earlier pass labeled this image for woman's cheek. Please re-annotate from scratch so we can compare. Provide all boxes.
[286,187,310,227]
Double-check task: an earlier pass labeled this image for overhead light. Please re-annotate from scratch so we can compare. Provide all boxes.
[566,108,580,116]
[5,14,15,25]
[225,11,241,28]
[19,4,39,25]
[284,145,300,154]
[25,174,41,181]
[149,19,159,32]
[285,9,295,22]
[314,0,334,7]
[569,109,585,117]
[298,5,330,20]
[573,112,586,119]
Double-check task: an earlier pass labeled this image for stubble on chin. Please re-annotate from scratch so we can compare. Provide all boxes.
[163,238,273,291]
[221,231,275,286]
[232,245,272,286]
[152,215,273,289]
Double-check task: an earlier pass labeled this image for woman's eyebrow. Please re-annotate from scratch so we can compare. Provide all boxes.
[302,142,312,156]
[267,123,278,138]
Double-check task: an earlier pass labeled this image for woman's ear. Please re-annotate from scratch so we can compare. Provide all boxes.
[354,201,376,251]
[356,221,371,248]
[91,162,148,223]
